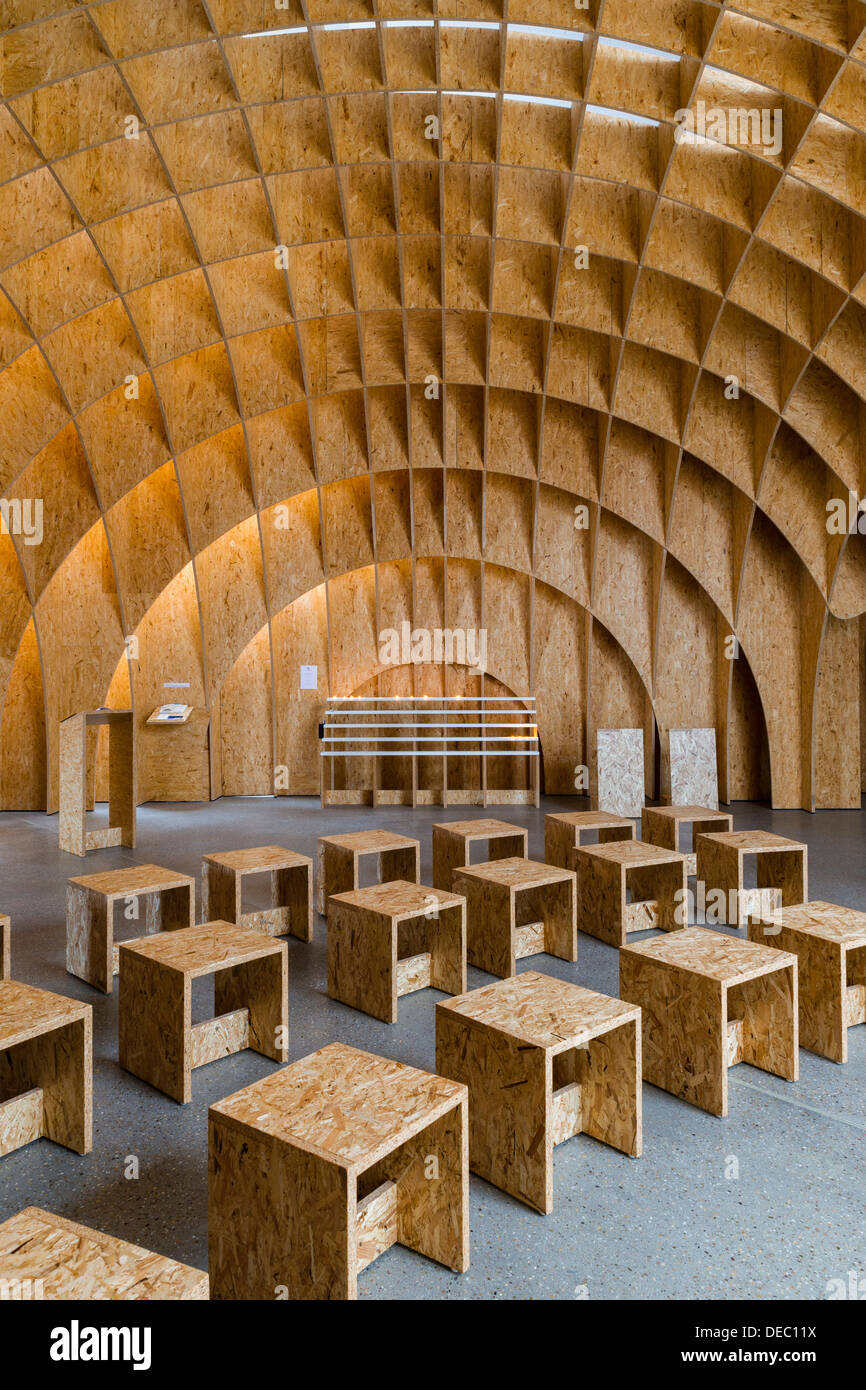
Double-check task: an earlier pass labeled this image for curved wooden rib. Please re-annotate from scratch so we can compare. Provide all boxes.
[1,3,865,811]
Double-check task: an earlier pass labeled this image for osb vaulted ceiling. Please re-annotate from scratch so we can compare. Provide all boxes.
[1,0,866,813]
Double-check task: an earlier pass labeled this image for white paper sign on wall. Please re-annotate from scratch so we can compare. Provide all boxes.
[300,665,318,691]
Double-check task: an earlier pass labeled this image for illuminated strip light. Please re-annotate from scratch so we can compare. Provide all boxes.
[323,730,539,737]
[327,696,534,701]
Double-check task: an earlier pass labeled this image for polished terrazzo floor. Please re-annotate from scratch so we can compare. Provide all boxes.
[1,794,864,1300]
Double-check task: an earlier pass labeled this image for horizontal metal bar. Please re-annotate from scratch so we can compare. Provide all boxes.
[322,736,537,744]
[321,751,540,758]
[322,724,538,732]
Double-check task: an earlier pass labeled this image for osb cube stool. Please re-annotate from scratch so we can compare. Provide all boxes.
[317,829,420,915]
[620,926,798,1117]
[436,971,641,1214]
[572,840,688,946]
[202,846,313,943]
[696,830,807,926]
[0,1207,208,1300]
[118,921,288,1104]
[432,818,528,890]
[66,863,195,994]
[545,811,635,870]
[0,914,9,980]
[641,805,733,876]
[328,881,466,1023]
[209,1041,468,1301]
[0,980,92,1158]
[452,857,576,978]
[748,901,866,1063]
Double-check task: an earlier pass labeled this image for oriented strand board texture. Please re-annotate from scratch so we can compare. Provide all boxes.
[696,830,808,925]
[437,971,641,1213]
[202,845,313,942]
[620,927,798,1116]
[317,829,420,915]
[572,839,688,946]
[0,1208,208,1300]
[748,900,866,1063]
[452,856,576,977]
[328,880,466,1023]
[118,921,288,1103]
[667,728,719,809]
[1,4,866,813]
[544,810,635,868]
[209,1042,468,1300]
[595,728,645,817]
[0,979,92,1154]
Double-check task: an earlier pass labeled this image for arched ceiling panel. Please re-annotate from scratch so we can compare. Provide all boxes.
[2,0,866,813]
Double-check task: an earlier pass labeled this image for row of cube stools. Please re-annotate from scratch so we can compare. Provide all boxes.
[0,811,863,1299]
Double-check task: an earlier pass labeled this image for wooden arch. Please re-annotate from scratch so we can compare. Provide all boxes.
[1,2,865,811]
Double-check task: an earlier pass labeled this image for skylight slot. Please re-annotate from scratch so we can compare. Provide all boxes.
[440,19,499,29]
[508,25,584,41]
[597,36,677,61]
[241,27,307,38]
[504,93,573,109]
[321,21,376,31]
[586,104,659,126]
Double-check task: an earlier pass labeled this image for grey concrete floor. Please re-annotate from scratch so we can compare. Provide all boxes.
[1,794,864,1300]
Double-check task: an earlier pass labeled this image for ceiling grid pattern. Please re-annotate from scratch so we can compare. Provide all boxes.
[1,0,865,811]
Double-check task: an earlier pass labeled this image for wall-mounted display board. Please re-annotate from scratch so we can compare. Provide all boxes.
[320,697,539,808]
[58,711,135,857]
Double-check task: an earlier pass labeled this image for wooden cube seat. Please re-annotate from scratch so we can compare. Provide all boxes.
[0,980,91,1158]
[748,900,866,1063]
[328,880,466,1022]
[66,863,195,994]
[696,830,807,926]
[118,921,288,1103]
[545,811,635,870]
[571,839,688,946]
[317,830,420,916]
[432,818,528,890]
[0,1207,208,1300]
[209,1042,469,1300]
[451,857,576,978]
[202,845,313,942]
[437,970,641,1214]
[620,926,798,1116]
[640,805,733,876]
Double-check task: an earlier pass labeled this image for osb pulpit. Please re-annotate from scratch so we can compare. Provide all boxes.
[58,710,136,857]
